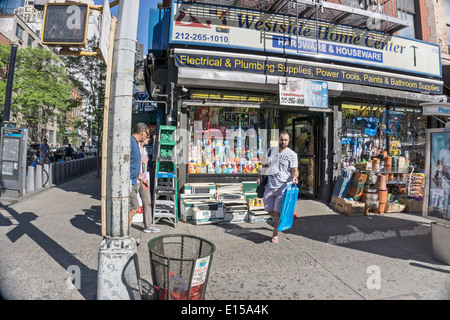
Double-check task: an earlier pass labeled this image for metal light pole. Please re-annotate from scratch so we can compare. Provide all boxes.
[3,44,18,124]
[97,0,140,300]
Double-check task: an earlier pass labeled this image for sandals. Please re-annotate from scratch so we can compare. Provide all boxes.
[271,236,279,243]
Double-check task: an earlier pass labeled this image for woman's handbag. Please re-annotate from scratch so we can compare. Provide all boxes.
[256,175,268,198]
[277,183,299,232]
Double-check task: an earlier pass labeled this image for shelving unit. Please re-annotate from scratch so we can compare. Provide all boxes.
[153,125,178,227]
[361,166,414,198]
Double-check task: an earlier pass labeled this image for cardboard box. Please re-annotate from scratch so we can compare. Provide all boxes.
[399,199,423,213]
[248,212,273,223]
[192,210,225,224]
[179,193,214,202]
[334,197,365,216]
[181,200,224,223]
[217,192,243,200]
[334,197,347,213]
[241,181,258,193]
[386,202,405,213]
[242,193,258,201]
[184,183,216,195]
[180,200,202,222]
[343,201,365,217]
[222,211,247,223]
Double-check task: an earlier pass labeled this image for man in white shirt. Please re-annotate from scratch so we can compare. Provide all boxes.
[257,131,299,243]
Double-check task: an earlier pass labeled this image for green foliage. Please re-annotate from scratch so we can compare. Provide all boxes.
[62,36,106,147]
[0,44,80,140]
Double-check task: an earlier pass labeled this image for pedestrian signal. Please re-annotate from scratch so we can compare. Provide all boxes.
[41,3,89,47]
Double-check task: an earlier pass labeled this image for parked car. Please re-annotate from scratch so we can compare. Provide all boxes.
[84,145,97,156]
[53,145,79,160]
[29,143,40,154]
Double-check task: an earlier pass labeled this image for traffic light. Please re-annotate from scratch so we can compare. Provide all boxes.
[41,3,89,47]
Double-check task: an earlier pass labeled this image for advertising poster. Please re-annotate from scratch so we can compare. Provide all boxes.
[427,130,450,221]
[279,78,328,108]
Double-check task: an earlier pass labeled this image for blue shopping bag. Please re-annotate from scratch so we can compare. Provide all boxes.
[277,183,299,232]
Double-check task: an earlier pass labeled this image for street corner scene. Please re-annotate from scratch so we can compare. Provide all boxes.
[1,0,450,311]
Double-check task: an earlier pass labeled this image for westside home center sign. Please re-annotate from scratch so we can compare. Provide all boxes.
[169,1,441,78]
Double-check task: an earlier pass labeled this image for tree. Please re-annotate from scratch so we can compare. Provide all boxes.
[61,36,106,150]
[0,45,80,141]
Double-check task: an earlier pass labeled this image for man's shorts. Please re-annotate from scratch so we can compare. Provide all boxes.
[263,186,285,214]
[129,183,140,211]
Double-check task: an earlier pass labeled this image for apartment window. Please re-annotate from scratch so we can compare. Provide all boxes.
[27,35,34,48]
[49,130,54,144]
[15,24,24,40]
[397,1,416,39]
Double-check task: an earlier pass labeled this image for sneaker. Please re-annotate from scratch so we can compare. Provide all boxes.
[144,226,160,233]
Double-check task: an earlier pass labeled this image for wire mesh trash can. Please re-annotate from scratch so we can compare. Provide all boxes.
[148,234,215,300]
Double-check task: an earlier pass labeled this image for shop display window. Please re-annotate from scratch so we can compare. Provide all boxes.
[187,106,273,174]
[341,103,426,172]
[425,129,450,221]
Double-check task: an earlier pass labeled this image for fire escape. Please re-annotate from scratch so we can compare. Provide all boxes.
[162,0,410,34]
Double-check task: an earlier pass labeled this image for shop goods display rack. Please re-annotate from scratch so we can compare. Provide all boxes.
[153,125,178,227]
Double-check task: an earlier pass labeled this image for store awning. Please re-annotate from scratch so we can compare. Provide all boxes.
[178,68,344,97]
[175,48,446,105]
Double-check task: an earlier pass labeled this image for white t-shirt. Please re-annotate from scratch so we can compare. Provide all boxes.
[266,147,298,189]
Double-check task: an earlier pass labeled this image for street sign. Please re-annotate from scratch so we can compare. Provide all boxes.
[41,3,89,47]
[99,0,111,61]
[134,92,155,111]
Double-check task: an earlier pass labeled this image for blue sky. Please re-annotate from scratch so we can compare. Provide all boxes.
[93,0,160,55]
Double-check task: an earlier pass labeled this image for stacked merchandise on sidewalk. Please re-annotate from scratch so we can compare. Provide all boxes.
[334,103,427,215]
[331,152,424,215]
[179,181,272,225]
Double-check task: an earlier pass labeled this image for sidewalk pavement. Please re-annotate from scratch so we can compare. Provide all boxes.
[1,171,449,300]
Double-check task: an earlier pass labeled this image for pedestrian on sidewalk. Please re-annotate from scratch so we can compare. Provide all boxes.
[78,146,85,159]
[129,123,150,227]
[39,138,50,164]
[257,131,299,243]
[139,134,160,233]
[64,144,75,161]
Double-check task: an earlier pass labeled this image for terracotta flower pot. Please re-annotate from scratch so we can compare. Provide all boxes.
[376,174,386,189]
[384,156,392,167]
[378,202,386,214]
[378,190,388,203]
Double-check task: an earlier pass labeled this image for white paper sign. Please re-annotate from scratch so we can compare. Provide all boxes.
[279,78,328,108]
[190,256,210,287]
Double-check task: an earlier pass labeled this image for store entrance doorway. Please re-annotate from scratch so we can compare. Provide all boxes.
[291,116,322,198]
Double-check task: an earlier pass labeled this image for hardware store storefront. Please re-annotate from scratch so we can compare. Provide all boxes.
[148,1,445,203]
[169,48,444,202]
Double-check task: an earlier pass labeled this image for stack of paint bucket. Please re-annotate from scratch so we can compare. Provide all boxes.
[347,172,367,201]
[375,174,388,214]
